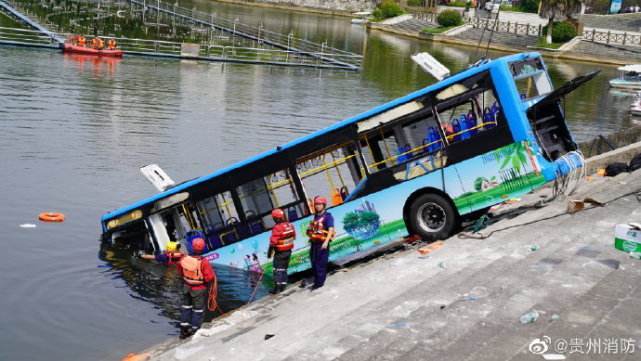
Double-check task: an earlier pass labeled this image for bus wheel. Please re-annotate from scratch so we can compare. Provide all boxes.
[408,193,458,242]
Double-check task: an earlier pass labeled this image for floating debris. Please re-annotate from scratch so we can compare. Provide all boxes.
[550,314,561,321]
[530,245,540,252]
[264,334,275,340]
[19,223,37,228]
[438,262,446,269]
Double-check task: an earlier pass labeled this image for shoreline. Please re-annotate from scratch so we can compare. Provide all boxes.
[367,24,630,67]
[212,0,359,17]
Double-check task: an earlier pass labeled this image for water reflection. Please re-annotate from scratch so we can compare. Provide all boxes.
[98,243,272,323]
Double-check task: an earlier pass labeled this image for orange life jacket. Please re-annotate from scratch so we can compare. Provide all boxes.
[306,214,329,242]
[107,39,116,49]
[180,256,204,286]
[78,36,86,46]
[270,222,295,252]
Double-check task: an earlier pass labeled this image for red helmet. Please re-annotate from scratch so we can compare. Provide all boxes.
[271,208,285,220]
[313,196,327,206]
[192,238,206,254]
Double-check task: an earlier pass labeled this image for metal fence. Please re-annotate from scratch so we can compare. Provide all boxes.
[469,17,542,37]
[0,26,58,46]
[583,28,641,47]
[127,0,362,69]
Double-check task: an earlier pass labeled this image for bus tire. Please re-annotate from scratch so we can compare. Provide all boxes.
[407,193,458,242]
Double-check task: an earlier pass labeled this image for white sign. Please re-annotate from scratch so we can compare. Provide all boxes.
[411,52,450,81]
[140,164,176,192]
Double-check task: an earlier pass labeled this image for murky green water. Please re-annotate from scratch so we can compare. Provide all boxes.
[0,2,637,361]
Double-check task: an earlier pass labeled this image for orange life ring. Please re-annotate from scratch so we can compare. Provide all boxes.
[39,212,65,223]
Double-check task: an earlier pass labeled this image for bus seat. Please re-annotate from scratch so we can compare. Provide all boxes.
[236,223,250,239]
[221,231,237,245]
[425,127,442,153]
[249,220,264,235]
[396,144,411,164]
[206,231,223,249]
[287,208,298,222]
[466,112,478,137]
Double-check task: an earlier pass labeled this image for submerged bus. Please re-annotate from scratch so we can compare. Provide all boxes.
[101,52,596,274]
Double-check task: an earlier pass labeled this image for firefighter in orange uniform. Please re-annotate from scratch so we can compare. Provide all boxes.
[177,238,215,339]
[268,208,296,294]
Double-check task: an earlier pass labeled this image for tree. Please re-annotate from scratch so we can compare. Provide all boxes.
[539,0,582,44]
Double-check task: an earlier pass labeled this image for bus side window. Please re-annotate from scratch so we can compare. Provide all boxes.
[234,168,309,238]
[296,144,364,209]
[359,111,444,173]
[195,191,239,247]
[437,90,501,144]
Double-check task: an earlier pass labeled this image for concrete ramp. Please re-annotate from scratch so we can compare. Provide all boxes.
[143,168,641,360]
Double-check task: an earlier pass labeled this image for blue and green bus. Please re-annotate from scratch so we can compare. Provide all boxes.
[101,52,596,274]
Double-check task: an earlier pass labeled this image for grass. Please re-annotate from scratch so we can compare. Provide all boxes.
[535,37,564,49]
[454,172,546,214]
[422,25,456,34]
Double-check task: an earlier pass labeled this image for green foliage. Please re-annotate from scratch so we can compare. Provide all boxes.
[518,0,540,13]
[437,9,463,27]
[373,0,405,20]
[447,1,468,7]
[542,21,577,43]
[422,25,454,34]
[407,0,424,6]
[474,177,488,192]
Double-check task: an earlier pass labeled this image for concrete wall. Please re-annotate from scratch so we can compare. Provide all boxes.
[224,0,378,13]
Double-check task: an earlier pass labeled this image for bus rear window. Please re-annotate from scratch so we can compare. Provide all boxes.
[511,57,552,100]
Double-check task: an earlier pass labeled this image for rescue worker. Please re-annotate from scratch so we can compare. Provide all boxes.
[306,196,335,290]
[77,35,86,47]
[268,208,295,294]
[91,37,104,50]
[139,241,183,265]
[107,38,117,50]
[176,238,215,339]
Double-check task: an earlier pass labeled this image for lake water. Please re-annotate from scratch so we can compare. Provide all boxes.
[0,2,637,360]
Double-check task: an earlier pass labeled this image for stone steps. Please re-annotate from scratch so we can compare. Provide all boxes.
[287,200,583,360]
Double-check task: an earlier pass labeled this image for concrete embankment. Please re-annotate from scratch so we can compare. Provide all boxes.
[134,141,641,361]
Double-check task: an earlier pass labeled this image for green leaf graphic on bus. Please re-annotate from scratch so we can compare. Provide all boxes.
[342,201,381,241]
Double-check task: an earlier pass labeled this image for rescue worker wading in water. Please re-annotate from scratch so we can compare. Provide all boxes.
[139,241,183,265]
[268,208,295,294]
[177,238,215,339]
[307,196,335,290]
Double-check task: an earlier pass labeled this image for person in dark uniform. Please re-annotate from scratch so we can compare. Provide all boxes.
[306,196,335,290]
[268,208,296,294]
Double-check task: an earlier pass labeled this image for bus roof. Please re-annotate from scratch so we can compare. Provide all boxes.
[101,52,541,223]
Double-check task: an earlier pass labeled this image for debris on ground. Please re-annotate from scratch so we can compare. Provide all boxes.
[417,241,444,256]
[519,310,540,324]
